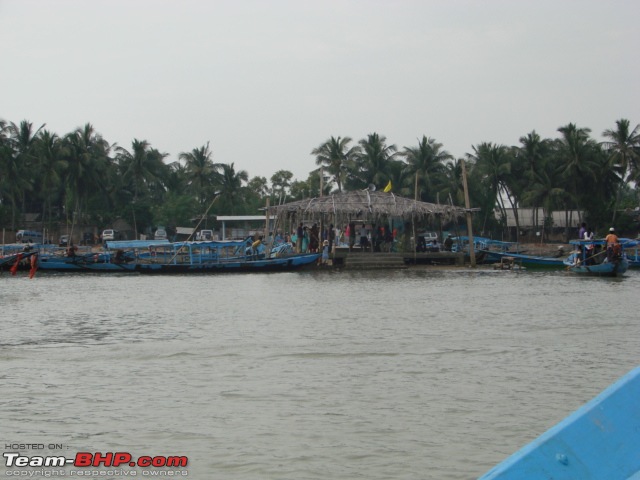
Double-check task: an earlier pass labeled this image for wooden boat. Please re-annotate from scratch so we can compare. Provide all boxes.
[133,238,320,274]
[478,364,640,479]
[563,239,628,277]
[37,251,137,272]
[0,250,37,270]
[448,236,511,265]
[620,239,640,268]
[36,240,170,273]
[481,250,566,269]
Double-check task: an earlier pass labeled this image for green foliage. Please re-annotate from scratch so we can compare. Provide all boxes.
[1,115,638,239]
[153,192,200,227]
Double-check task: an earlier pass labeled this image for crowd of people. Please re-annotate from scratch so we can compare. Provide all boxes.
[288,222,402,255]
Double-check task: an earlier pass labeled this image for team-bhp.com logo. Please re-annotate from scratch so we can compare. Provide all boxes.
[4,452,188,468]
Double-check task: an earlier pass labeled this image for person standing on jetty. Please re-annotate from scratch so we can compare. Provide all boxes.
[328,224,335,253]
[348,222,356,252]
[309,223,319,252]
[296,222,303,253]
[359,224,369,250]
[321,239,330,265]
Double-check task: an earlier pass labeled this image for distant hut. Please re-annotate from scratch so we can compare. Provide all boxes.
[265,190,467,247]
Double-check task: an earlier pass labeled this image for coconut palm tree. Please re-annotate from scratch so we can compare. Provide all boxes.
[467,142,516,238]
[440,159,464,207]
[601,119,640,221]
[516,131,553,229]
[311,136,359,192]
[63,123,112,227]
[0,120,24,228]
[216,163,249,214]
[116,139,168,204]
[34,130,67,232]
[403,136,451,202]
[555,123,600,234]
[385,158,413,198]
[179,142,219,206]
[6,120,44,225]
[117,139,169,237]
[353,133,398,189]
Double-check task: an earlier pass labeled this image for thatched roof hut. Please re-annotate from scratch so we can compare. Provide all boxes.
[265,190,467,224]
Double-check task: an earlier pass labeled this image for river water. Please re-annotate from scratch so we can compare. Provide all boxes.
[1,267,639,479]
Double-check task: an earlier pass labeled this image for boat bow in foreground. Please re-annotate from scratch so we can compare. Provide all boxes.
[479,365,640,479]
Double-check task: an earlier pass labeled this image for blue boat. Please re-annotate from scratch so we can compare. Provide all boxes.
[619,239,640,268]
[478,364,640,479]
[36,240,171,273]
[133,238,320,273]
[449,236,515,264]
[480,250,566,269]
[37,251,138,272]
[563,239,629,277]
[0,249,37,270]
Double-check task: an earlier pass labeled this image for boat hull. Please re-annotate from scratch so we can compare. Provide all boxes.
[37,256,136,272]
[478,365,640,479]
[480,250,566,269]
[134,253,321,274]
[564,258,629,277]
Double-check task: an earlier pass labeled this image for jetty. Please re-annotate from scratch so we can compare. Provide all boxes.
[332,248,464,269]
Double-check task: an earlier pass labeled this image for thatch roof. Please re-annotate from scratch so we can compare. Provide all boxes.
[265,190,467,223]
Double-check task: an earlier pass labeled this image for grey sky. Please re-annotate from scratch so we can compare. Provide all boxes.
[2,0,638,184]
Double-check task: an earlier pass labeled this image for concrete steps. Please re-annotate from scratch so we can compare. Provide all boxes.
[343,253,407,269]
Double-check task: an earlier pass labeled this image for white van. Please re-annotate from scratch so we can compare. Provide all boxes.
[16,230,43,243]
[154,228,168,240]
[102,229,116,242]
[196,229,214,241]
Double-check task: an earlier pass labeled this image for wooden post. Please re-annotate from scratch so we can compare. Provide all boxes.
[461,159,476,267]
[319,168,323,259]
[265,197,270,252]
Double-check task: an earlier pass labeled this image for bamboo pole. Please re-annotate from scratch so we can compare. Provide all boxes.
[461,159,476,267]
[265,196,270,254]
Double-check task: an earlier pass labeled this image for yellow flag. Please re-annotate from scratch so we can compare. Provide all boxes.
[383,180,392,192]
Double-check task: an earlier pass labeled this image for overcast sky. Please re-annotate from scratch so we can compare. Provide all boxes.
[2,0,639,184]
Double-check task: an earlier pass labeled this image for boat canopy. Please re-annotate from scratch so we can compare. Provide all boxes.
[105,239,170,249]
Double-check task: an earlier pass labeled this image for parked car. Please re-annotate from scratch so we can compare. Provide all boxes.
[417,231,438,242]
[102,229,116,242]
[196,229,214,241]
[154,228,167,240]
[415,231,440,252]
[59,235,70,247]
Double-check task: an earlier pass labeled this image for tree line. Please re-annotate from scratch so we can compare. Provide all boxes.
[1,117,638,240]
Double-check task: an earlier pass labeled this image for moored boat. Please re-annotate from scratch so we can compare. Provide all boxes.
[481,250,566,269]
[37,251,138,272]
[35,240,170,273]
[620,239,640,268]
[133,237,320,274]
